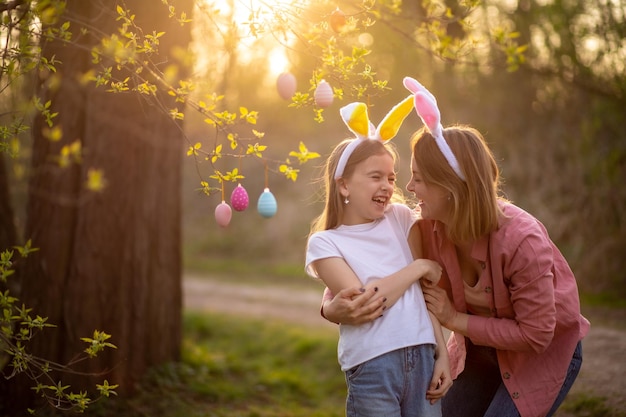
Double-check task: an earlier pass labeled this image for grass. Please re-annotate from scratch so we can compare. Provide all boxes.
[75,312,346,417]
[39,253,624,417]
[561,394,626,417]
[33,308,624,417]
[183,256,321,291]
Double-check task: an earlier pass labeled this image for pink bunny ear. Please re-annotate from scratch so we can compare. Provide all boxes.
[403,76,421,94]
[405,76,438,106]
[404,75,466,181]
[414,92,441,134]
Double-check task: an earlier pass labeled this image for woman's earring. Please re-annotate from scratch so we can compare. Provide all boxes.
[344,196,349,205]
[447,194,452,201]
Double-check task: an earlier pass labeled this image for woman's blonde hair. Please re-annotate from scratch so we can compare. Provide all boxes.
[309,139,405,235]
[410,125,505,243]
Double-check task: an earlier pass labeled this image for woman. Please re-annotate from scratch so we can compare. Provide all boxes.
[321,77,590,417]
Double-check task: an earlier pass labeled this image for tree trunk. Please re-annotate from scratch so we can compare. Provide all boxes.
[0,0,192,413]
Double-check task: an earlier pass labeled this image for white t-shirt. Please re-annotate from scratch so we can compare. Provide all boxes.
[306,204,436,371]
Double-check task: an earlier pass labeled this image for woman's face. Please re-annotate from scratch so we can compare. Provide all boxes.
[406,156,450,222]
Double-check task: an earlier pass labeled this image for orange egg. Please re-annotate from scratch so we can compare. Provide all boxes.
[330,8,346,33]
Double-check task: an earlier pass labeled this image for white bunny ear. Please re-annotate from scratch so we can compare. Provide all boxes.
[340,102,370,139]
[336,102,369,179]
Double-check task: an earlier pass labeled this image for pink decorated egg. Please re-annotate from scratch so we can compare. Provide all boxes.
[314,80,333,108]
[214,201,232,228]
[230,183,249,211]
[276,72,297,100]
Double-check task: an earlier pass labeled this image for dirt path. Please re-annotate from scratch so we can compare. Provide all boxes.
[183,275,626,415]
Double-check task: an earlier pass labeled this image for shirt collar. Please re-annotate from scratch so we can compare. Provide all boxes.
[433,220,489,262]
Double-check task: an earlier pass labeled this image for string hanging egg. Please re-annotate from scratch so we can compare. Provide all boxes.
[230,183,249,212]
[314,80,333,108]
[214,201,232,228]
[329,8,346,33]
[276,72,297,100]
[257,188,277,218]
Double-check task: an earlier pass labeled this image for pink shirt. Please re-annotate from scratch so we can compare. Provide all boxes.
[419,202,590,417]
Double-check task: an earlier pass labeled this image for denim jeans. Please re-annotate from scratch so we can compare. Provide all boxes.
[345,344,441,417]
[443,341,583,417]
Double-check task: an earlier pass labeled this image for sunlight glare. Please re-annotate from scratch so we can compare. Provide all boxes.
[267,47,290,77]
[231,0,299,77]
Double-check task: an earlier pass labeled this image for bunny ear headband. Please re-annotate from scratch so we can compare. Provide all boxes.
[403,76,466,181]
[334,95,414,179]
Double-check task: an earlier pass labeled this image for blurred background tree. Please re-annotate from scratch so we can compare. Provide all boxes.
[186,0,625,297]
[0,0,624,414]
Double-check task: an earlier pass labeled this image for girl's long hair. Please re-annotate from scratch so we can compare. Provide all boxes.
[411,126,505,244]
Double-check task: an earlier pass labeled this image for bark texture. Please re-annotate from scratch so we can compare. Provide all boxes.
[0,0,192,413]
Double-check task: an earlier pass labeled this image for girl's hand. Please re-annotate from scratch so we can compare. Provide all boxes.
[323,287,385,325]
[416,259,442,288]
[426,346,453,403]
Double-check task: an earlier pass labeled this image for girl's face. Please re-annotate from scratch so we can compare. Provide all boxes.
[406,156,450,222]
[339,152,396,225]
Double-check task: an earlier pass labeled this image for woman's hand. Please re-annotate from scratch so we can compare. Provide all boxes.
[322,287,385,325]
[423,286,470,335]
[423,286,459,329]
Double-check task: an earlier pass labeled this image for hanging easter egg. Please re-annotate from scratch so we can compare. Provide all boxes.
[276,72,297,100]
[314,80,333,108]
[214,201,232,228]
[329,8,346,33]
[257,188,277,218]
[230,183,249,212]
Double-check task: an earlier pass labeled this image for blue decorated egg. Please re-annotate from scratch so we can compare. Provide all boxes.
[257,188,277,218]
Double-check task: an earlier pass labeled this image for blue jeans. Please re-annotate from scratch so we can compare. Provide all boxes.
[345,345,441,417]
[442,341,583,417]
